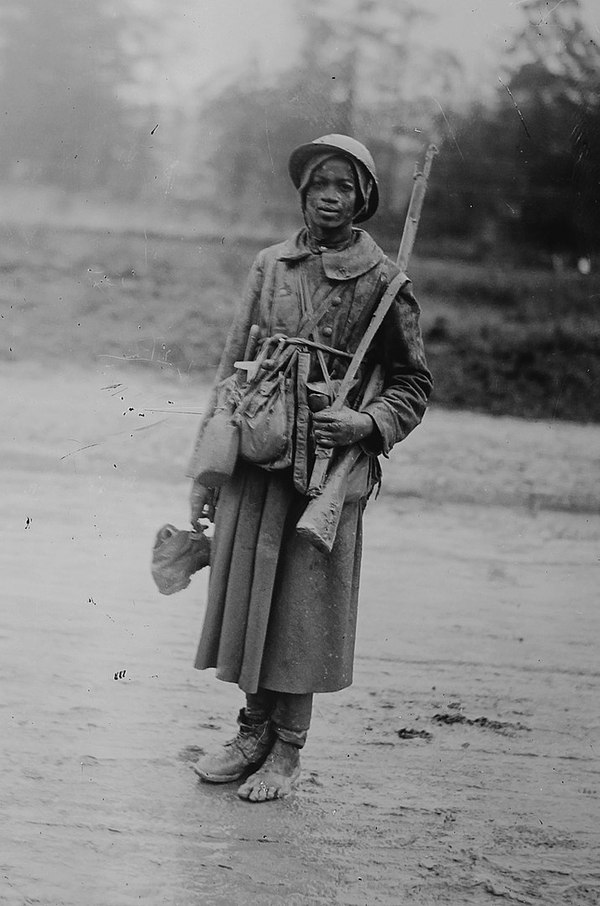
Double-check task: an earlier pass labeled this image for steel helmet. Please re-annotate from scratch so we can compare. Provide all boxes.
[288,133,379,223]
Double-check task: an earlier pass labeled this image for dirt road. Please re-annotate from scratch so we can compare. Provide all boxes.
[2,362,599,905]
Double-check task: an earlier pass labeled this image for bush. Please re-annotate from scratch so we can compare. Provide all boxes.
[3,223,599,423]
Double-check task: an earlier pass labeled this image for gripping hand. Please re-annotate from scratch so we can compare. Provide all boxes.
[311,406,374,448]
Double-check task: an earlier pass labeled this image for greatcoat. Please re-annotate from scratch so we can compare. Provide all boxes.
[188,227,432,695]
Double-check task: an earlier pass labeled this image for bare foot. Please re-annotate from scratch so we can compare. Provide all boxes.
[237,738,301,802]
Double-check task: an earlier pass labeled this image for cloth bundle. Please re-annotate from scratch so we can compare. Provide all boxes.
[151,524,211,595]
[234,339,297,470]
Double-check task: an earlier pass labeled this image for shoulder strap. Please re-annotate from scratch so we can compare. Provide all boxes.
[295,267,337,396]
[295,268,342,339]
[330,270,409,411]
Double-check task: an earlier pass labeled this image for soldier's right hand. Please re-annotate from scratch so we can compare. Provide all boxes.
[190,479,216,527]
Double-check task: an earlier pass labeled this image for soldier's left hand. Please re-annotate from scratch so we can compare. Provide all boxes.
[312,406,374,447]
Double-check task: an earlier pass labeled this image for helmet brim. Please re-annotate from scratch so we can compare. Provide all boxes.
[288,142,379,223]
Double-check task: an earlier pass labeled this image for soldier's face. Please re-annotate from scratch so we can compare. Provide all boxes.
[304,157,357,234]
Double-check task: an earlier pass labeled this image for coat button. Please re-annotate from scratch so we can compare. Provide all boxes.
[322,326,333,337]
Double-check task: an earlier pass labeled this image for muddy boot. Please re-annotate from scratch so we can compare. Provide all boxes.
[194,710,275,783]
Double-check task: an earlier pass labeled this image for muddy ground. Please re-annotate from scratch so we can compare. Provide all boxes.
[2,361,599,905]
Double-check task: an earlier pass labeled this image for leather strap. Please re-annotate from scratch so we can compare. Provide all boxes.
[295,268,338,399]
[330,270,408,411]
[293,350,311,494]
[295,268,341,339]
[295,262,409,412]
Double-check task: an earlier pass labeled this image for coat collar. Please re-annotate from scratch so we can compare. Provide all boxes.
[276,228,385,280]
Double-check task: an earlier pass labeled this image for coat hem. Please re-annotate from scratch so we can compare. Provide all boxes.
[194,662,353,695]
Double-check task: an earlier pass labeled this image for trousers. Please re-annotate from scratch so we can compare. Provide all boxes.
[245,687,313,748]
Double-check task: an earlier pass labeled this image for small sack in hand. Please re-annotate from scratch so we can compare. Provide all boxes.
[151,524,211,595]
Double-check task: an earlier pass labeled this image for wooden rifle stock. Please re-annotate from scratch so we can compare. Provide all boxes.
[299,143,437,551]
[296,366,384,553]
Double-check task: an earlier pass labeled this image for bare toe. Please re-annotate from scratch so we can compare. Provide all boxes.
[239,777,266,801]
[237,740,301,803]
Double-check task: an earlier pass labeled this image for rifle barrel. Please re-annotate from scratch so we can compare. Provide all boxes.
[397,143,438,271]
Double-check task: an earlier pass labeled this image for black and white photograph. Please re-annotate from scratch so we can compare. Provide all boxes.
[1,1,599,903]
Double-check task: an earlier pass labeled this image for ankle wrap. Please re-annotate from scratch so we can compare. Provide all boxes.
[273,725,308,749]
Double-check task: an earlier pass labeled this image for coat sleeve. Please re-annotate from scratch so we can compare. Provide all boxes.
[361,279,433,456]
[186,253,264,478]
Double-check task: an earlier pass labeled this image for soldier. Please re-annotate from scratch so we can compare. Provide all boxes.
[188,134,432,802]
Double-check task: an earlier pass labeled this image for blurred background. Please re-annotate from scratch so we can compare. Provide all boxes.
[1,0,599,421]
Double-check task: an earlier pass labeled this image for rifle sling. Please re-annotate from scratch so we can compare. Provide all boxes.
[330,270,408,412]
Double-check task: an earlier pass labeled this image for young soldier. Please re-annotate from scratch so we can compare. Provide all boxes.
[188,135,432,802]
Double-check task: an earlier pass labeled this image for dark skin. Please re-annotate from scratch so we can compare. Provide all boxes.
[303,157,358,245]
[190,156,374,519]
[304,158,374,452]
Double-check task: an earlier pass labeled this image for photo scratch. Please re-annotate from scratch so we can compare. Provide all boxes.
[265,113,275,175]
[431,97,464,160]
[498,77,531,139]
[59,418,168,460]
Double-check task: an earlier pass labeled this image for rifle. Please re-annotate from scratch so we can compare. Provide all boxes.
[296,143,437,554]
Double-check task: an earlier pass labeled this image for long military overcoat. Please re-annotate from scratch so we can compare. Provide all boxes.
[188,227,432,695]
